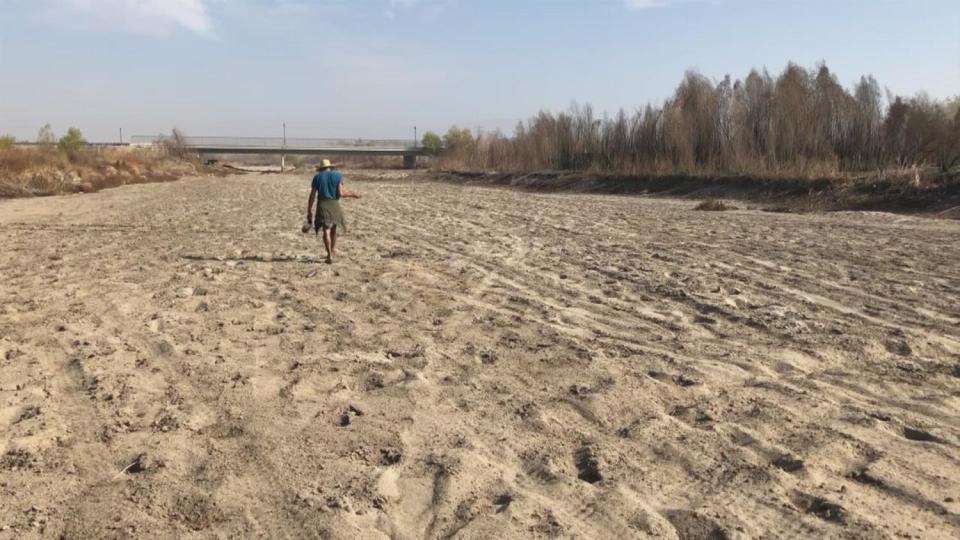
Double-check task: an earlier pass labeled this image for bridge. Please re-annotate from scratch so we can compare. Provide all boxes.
[130,135,429,168]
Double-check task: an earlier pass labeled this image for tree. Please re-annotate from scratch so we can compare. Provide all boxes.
[932,100,960,172]
[882,96,909,167]
[418,62,955,176]
[442,126,475,164]
[851,76,882,168]
[421,131,443,156]
[897,95,960,172]
[58,127,86,156]
[945,95,960,119]
[0,135,15,150]
[770,63,815,168]
[163,127,191,159]
[443,126,474,152]
[37,123,56,145]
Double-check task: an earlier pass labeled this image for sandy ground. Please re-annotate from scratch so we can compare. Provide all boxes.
[1,171,958,539]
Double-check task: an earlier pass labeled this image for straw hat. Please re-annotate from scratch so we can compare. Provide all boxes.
[315,159,336,170]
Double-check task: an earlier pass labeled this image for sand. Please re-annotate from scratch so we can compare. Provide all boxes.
[0,171,958,539]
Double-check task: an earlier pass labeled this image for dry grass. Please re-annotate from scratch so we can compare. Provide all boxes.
[0,147,70,174]
[0,146,199,198]
[696,199,736,211]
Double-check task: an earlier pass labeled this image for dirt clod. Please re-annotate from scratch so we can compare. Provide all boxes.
[574,446,603,484]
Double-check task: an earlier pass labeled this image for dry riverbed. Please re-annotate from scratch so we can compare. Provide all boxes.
[1,171,958,538]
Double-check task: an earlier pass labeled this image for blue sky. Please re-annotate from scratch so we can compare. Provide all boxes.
[1,0,957,142]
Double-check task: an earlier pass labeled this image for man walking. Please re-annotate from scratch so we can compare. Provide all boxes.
[306,160,360,264]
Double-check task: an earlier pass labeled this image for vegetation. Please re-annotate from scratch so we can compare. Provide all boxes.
[440,62,960,178]
[0,135,15,151]
[443,126,475,157]
[421,131,443,156]
[36,123,56,145]
[1,124,201,198]
[162,127,193,160]
[58,127,87,158]
[695,199,735,211]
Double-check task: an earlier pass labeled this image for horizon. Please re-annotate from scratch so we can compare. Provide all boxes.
[1,0,958,142]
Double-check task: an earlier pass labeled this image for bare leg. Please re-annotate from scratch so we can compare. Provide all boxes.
[329,225,338,261]
[322,227,333,263]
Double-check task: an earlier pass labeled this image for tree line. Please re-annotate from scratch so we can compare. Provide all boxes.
[425,62,960,177]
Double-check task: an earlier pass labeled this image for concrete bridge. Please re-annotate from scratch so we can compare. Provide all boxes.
[130,135,429,168]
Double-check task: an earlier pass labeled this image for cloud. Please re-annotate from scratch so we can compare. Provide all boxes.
[46,0,214,37]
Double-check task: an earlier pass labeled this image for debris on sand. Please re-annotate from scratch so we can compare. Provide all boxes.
[664,510,730,540]
[695,198,736,211]
[574,446,603,484]
[380,448,402,465]
[903,427,941,443]
[771,455,805,473]
[13,405,41,424]
[791,492,846,523]
[494,493,513,513]
[112,453,152,479]
[338,405,365,427]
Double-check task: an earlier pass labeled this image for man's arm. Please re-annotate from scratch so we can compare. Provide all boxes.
[337,182,361,199]
[306,186,316,223]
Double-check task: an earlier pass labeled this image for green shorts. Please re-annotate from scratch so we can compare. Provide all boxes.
[315,199,346,233]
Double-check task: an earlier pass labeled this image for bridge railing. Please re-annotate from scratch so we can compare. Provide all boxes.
[130,135,415,149]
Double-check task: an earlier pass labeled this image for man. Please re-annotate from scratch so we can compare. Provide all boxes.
[306,160,360,264]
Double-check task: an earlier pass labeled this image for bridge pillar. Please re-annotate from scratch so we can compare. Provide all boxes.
[403,154,417,169]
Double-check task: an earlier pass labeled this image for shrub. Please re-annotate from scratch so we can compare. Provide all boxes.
[421,132,443,156]
[58,127,86,157]
[0,135,15,151]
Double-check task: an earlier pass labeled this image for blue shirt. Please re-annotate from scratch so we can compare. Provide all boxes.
[312,171,343,200]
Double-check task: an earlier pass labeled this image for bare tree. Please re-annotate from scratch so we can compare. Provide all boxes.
[439,62,957,178]
[162,128,192,160]
[37,123,56,146]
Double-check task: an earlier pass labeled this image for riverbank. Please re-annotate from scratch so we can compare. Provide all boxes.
[430,170,960,217]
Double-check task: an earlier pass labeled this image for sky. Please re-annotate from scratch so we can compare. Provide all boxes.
[0,0,957,142]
